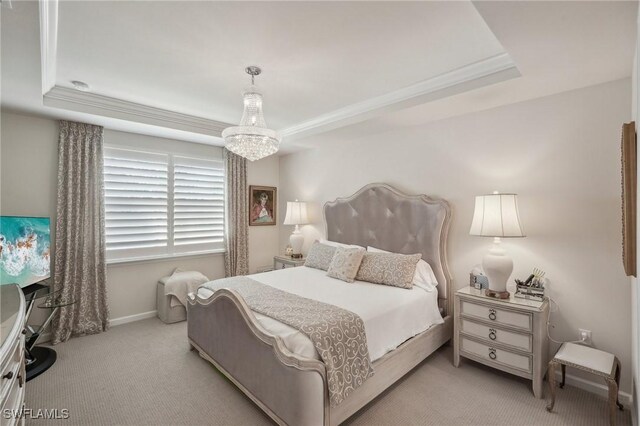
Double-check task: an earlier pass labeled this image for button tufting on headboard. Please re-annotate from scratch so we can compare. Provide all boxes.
[323,183,452,316]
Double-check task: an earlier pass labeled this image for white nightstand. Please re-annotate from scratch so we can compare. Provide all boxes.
[453,287,550,398]
[273,255,306,270]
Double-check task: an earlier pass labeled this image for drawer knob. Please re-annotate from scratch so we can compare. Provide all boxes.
[488,309,497,321]
[489,329,497,340]
[2,371,13,380]
[488,348,497,360]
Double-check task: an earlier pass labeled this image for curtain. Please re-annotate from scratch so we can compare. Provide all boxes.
[224,149,249,277]
[52,121,109,344]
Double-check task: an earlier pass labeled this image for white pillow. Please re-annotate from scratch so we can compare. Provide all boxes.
[367,246,438,292]
[320,239,362,249]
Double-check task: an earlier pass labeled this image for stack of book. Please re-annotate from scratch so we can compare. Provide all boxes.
[514,283,545,301]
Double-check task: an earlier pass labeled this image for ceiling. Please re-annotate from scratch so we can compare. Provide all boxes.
[296,0,638,147]
[1,1,637,153]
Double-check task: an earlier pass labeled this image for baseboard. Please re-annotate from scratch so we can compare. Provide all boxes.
[109,310,157,327]
[28,311,158,344]
[556,371,632,406]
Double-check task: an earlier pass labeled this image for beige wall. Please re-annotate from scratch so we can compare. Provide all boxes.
[0,110,280,322]
[247,154,281,273]
[278,78,633,394]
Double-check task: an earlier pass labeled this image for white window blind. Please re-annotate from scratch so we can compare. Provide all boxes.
[104,148,169,260]
[103,147,225,262]
[173,156,225,253]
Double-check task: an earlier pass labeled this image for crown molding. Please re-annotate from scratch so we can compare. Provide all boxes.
[39,0,58,94]
[43,86,231,136]
[282,53,520,140]
[36,0,518,142]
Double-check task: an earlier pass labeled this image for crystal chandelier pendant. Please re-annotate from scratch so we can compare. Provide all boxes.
[222,66,281,161]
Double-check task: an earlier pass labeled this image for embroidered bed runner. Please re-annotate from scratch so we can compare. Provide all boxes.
[201,276,374,406]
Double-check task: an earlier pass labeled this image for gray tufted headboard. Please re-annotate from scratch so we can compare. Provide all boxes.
[323,183,453,316]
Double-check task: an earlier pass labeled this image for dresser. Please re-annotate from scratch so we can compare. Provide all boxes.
[1,284,26,425]
[273,255,306,270]
[453,287,549,398]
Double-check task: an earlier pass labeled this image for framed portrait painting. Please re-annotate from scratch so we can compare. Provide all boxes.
[249,186,277,226]
[622,121,636,277]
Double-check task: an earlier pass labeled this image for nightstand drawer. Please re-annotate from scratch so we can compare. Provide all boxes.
[460,337,532,374]
[461,319,532,352]
[461,300,532,332]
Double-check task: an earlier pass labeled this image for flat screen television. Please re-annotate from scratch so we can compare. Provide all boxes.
[0,216,51,287]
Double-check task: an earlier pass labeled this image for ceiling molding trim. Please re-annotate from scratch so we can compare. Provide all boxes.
[43,86,231,136]
[281,52,520,140]
[39,0,58,95]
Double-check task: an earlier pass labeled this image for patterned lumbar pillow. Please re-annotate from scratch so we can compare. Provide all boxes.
[304,241,337,271]
[326,246,366,283]
[355,252,422,289]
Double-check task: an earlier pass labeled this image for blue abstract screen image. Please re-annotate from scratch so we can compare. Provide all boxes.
[0,216,51,287]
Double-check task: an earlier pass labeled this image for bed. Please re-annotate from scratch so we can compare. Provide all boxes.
[187,183,453,426]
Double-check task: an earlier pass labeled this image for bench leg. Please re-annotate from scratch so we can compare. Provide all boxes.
[546,360,558,412]
[560,364,566,389]
[614,359,624,411]
[607,377,618,426]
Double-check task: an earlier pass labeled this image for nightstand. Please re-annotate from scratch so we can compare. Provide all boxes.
[453,287,550,398]
[273,255,306,270]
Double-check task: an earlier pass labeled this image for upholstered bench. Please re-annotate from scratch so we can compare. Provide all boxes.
[546,342,623,426]
[156,270,209,324]
[157,280,187,324]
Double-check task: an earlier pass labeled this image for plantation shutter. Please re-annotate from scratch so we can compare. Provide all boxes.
[104,148,169,261]
[173,156,225,253]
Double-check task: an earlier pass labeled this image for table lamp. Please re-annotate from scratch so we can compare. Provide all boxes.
[469,192,525,299]
[284,200,308,259]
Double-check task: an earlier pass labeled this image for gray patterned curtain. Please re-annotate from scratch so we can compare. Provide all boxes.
[224,149,249,276]
[52,121,109,344]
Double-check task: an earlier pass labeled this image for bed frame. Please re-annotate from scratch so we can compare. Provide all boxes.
[187,183,453,426]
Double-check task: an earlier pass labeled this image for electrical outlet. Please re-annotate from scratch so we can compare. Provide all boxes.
[579,329,592,345]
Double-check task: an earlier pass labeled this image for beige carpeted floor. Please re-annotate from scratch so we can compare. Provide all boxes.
[24,318,631,426]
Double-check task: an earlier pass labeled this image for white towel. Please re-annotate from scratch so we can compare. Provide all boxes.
[162,270,209,307]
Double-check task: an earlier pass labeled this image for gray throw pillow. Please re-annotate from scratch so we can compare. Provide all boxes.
[326,247,366,283]
[355,252,422,289]
[304,242,337,271]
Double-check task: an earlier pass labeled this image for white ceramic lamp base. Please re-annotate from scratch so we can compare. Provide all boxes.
[482,238,513,299]
[289,225,304,259]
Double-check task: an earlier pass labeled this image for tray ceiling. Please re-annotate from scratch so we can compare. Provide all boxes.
[2,1,635,151]
[1,0,520,147]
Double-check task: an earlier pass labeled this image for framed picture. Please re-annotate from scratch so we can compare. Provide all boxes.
[622,121,636,277]
[249,185,277,226]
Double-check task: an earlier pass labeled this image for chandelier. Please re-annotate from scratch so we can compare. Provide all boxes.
[222,66,281,161]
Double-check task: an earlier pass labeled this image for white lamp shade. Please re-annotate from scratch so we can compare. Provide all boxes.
[284,201,309,225]
[469,193,525,237]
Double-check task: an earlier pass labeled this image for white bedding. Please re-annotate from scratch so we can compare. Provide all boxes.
[196,266,444,362]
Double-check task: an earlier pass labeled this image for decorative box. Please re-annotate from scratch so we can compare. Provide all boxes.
[514,283,545,301]
[469,273,489,290]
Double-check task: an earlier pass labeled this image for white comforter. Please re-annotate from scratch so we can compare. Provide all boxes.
[196,266,444,362]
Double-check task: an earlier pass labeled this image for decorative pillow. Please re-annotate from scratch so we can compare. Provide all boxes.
[356,252,422,289]
[367,246,438,291]
[326,246,366,283]
[304,242,337,271]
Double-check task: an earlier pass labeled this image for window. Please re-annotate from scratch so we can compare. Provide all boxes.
[104,147,224,262]
[172,156,225,254]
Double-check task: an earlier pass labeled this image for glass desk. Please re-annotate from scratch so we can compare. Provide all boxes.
[23,285,76,381]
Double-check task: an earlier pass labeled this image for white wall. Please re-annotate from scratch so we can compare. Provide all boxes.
[279,78,633,394]
[0,110,280,323]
